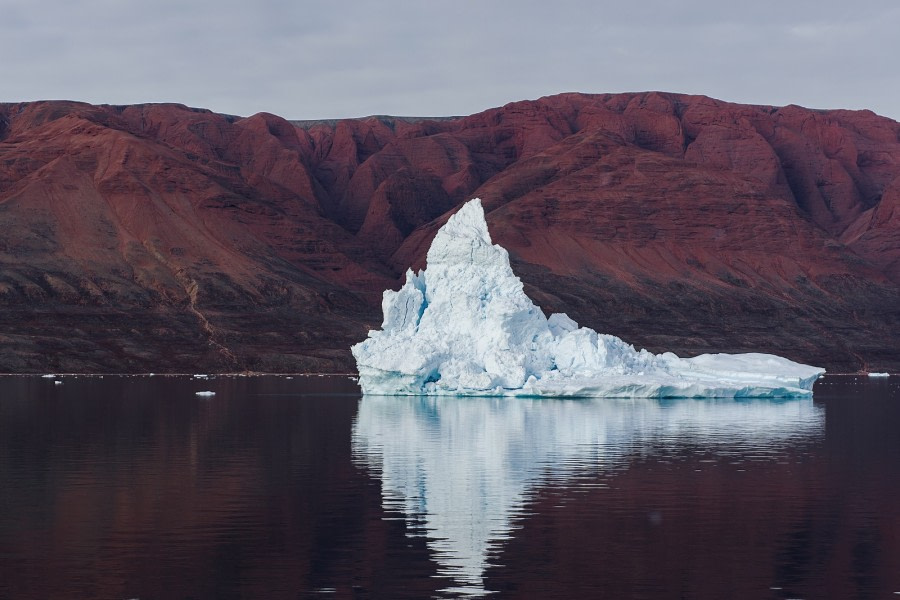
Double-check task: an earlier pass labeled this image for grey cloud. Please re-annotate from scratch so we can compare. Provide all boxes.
[0,0,897,120]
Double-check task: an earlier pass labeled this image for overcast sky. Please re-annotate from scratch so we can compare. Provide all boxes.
[2,0,898,121]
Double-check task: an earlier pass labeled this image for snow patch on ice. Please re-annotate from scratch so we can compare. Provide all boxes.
[352,198,824,398]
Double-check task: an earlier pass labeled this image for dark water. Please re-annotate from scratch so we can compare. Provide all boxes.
[0,375,898,599]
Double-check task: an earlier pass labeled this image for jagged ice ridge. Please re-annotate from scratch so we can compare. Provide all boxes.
[351,199,824,397]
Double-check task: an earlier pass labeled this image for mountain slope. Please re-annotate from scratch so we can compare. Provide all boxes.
[0,92,898,372]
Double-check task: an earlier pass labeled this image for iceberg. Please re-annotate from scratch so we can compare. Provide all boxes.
[351,199,824,397]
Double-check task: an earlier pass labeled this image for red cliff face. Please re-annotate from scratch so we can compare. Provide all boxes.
[0,93,898,372]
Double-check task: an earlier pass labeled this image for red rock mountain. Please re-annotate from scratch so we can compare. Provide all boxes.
[0,92,898,373]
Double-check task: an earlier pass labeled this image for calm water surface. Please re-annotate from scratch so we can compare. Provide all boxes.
[0,375,898,599]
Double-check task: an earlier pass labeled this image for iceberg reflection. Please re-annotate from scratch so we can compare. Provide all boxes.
[352,395,824,596]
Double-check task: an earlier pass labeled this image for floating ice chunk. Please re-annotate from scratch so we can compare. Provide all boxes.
[351,198,825,397]
[195,390,216,397]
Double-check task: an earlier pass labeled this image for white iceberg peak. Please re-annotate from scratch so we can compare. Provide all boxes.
[352,198,824,397]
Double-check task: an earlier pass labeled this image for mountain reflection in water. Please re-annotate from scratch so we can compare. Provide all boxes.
[352,395,824,596]
[3,376,899,599]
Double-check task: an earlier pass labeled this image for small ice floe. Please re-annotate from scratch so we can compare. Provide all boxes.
[195,390,216,397]
[868,372,890,377]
